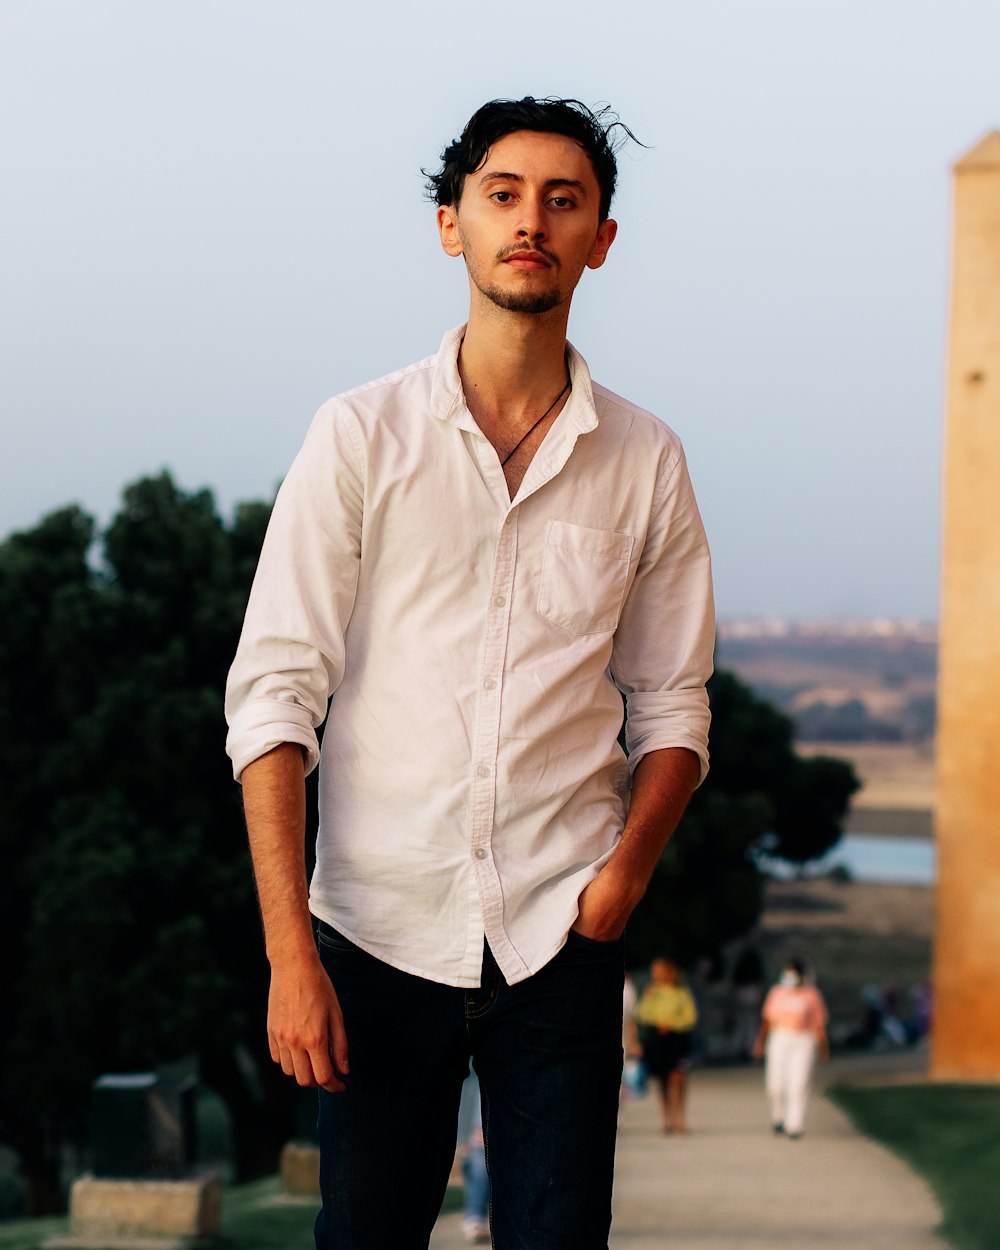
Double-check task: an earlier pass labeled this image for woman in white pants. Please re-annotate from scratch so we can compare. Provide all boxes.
[753,958,829,1139]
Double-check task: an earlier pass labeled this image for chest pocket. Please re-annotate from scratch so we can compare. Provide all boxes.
[537,520,634,636]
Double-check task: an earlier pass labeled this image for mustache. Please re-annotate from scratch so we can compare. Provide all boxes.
[496,243,560,267]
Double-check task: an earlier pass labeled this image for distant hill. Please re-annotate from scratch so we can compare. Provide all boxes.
[716,620,937,743]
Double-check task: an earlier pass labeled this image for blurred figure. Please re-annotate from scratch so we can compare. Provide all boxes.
[754,957,829,1139]
[688,954,718,1063]
[845,984,909,1050]
[909,981,932,1041]
[844,983,886,1049]
[623,970,639,1055]
[621,971,644,1100]
[880,985,908,1046]
[635,958,698,1134]
[730,945,765,1060]
[456,1072,489,1244]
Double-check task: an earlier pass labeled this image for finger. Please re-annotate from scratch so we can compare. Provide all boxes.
[329,1014,350,1077]
[307,1035,340,1092]
[309,1046,346,1095]
[290,1047,324,1088]
[277,1045,297,1079]
[314,1014,350,1093]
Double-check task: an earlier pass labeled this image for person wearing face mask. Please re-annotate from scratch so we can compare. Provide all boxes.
[753,958,829,1139]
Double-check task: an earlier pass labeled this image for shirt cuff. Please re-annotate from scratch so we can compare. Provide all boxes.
[226,699,322,781]
[624,689,711,784]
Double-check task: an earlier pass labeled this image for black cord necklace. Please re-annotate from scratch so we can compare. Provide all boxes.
[500,376,572,467]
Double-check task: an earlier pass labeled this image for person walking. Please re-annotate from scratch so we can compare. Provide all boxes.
[225,95,715,1249]
[730,944,764,1060]
[456,1073,489,1244]
[754,957,830,1139]
[635,958,698,1134]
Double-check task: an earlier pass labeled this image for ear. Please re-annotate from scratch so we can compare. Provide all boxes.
[586,218,618,271]
[437,205,464,257]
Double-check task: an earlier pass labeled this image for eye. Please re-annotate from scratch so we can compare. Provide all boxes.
[490,190,514,203]
[549,196,575,209]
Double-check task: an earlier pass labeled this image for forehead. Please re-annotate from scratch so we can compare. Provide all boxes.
[475,129,598,187]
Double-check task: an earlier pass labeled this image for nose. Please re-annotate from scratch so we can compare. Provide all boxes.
[516,195,546,240]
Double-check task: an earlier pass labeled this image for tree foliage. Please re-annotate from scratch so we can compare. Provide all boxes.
[0,476,283,1213]
[626,670,860,968]
[0,476,858,1210]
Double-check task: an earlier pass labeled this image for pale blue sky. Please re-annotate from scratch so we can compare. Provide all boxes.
[3,0,998,619]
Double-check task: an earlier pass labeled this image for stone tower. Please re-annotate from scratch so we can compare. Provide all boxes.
[933,130,1000,1078]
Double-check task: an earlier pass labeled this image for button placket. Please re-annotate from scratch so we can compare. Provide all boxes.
[467,514,518,904]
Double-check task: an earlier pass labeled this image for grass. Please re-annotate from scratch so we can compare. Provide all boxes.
[9,1082,992,1250]
[0,1175,463,1250]
[217,1178,460,1250]
[828,1082,1000,1250]
[0,1214,64,1250]
[213,1177,318,1250]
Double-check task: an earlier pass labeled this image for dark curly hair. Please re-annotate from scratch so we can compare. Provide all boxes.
[424,96,640,223]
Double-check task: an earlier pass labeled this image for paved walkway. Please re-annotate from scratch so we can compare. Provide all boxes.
[430,1054,947,1249]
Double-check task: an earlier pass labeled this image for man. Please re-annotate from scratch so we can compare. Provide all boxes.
[226,96,714,1250]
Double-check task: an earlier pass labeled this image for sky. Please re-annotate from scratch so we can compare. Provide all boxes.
[2,0,998,621]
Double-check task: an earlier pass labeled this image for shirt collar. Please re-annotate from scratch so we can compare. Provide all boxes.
[430,323,599,438]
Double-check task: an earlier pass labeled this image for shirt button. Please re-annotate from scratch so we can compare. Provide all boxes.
[475,848,488,860]
[504,515,513,526]
[493,594,506,608]
[477,764,489,778]
[484,678,496,691]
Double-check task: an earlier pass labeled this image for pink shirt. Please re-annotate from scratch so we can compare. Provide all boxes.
[763,985,828,1033]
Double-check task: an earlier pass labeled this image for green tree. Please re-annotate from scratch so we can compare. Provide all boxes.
[0,478,858,1211]
[0,476,286,1213]
[0,505,103,1212]
[625,670,859,968]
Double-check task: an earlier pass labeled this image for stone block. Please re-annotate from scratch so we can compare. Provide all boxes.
[280,1142,320,1197]
[67,1172,220,1240]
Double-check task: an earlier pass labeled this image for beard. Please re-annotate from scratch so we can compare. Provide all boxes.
[461,232,566,315]
[475,281,565,315]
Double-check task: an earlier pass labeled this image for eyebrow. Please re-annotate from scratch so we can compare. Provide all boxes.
[478,172,589,195]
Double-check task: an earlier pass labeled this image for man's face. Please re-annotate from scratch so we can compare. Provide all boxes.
[436,129,617,316]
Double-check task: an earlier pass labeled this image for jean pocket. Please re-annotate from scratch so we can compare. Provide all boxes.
[536,521,633,636]
[316,920,356,953]
[565,928,624,953]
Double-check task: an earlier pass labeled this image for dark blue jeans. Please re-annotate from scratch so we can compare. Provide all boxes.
[314,923,624,1250]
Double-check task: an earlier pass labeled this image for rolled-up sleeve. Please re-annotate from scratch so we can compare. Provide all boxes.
[611,444,715,783]
[225,400,364,781]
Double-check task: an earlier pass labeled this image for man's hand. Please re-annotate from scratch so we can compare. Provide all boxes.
[240,745,351,1095]
[572,865,642,942]
[267,952,350,1093]
[572,748,701,943]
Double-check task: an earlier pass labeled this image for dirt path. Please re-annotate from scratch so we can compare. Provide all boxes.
[431,1056,946,1249]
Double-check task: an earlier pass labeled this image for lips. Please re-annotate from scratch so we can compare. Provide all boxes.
[503,250,551,270]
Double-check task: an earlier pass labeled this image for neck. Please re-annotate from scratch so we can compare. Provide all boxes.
[458,297,571,418]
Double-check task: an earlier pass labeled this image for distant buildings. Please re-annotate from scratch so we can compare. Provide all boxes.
[715,619,937,744]
[717,619,937,643]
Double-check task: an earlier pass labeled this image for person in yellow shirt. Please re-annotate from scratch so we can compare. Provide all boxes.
[634,958,698,1133]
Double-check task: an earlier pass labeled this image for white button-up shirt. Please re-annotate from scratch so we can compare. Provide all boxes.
[225,326,714,988]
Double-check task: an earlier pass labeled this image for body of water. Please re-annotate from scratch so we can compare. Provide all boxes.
[826,833,935,885]
[760,834,936,886]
